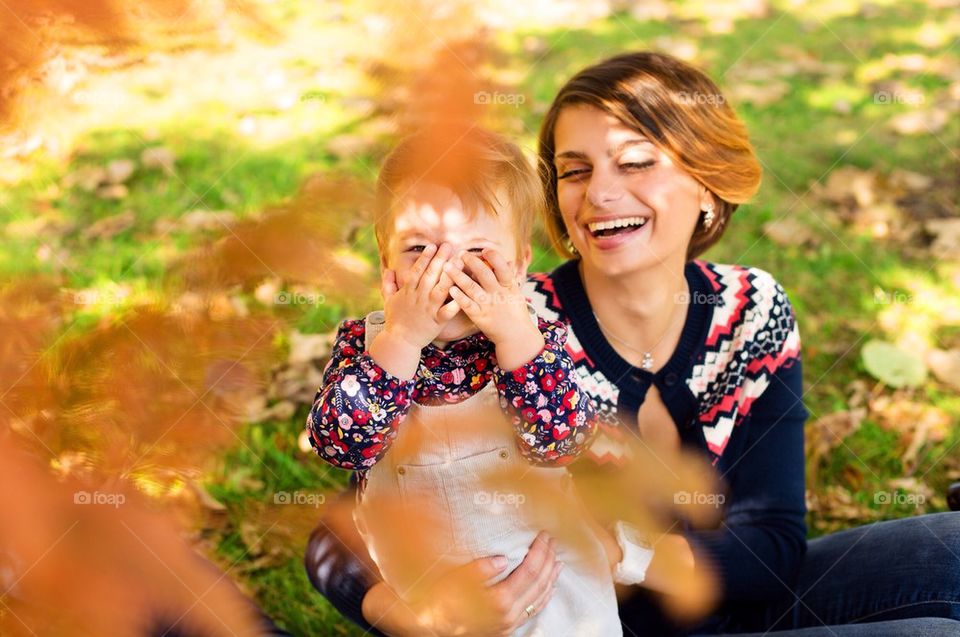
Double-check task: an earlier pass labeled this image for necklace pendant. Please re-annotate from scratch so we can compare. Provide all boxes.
[640,352,654,371]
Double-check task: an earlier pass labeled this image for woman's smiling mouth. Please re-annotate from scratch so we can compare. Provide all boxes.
[585,215,649,238]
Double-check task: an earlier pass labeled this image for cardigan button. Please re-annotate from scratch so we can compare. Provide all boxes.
[664,372,679,387]
[397,467,406,475]
[499,450,509,459]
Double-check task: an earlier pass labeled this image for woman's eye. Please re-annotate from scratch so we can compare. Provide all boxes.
[467,248,485,253]
[406,245,426,253]
[557,167,590,180]
[620,160,656,172]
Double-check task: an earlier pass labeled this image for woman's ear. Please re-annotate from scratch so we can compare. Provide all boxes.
[698,185,716,212]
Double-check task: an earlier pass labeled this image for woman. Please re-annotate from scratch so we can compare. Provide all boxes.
[305,52,960,636]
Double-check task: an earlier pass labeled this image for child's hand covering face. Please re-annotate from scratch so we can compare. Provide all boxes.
[379,242,462,349]
[443,248,530,346]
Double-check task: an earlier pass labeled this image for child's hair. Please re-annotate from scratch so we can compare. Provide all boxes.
[374,126,542,260]
[537,51,762,260]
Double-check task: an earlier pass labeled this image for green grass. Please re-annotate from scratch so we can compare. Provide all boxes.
[2,0,957,633]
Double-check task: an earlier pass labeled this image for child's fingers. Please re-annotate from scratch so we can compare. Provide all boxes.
[428,271,455,307]
[482,248,517,288]
[448,286,478,315]
[406,244,437,289]
[380,269,399,299]
[437,297,461,322]
[462,252,500,291]
[443,261,486,302]
[416,243,451,293]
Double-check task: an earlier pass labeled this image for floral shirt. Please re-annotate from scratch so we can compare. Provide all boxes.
[306,317,598,470]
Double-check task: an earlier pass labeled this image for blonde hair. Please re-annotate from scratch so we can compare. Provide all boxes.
[374,126,542,259]
[537,51,762,260]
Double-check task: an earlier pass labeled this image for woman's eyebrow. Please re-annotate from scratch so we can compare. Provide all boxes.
[555,150,589,161]
[609,139,653,156]
[555,139,653,162]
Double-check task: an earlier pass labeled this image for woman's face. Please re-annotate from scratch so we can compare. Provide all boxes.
[553,104,711,276]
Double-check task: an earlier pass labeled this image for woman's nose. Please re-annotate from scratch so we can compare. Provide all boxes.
[585,168,625,210]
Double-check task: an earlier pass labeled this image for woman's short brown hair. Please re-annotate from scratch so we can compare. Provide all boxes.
[537,51,762,260]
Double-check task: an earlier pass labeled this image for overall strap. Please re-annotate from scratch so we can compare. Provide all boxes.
[362,310,386,352]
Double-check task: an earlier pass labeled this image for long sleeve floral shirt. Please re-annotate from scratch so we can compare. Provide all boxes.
[306,317,598,471]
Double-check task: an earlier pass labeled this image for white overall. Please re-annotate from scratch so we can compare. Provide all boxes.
[354,310,622,636]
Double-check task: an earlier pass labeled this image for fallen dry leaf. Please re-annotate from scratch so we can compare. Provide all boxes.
[763,217,818,247]
[189,479,228,512]
[868,394,951,474]
[105,158,136,184]
[818,166,878,207]
[141,146,176,175]
[287,329,331,366]
[63,165,108,192]
[726,80,790,106]
[181,209,237,232]
[926,349,960,391]
[95,183,128,200]
[888,108,949,135]
[925,218,960,261]
[888,169,934,192]
[81,209,135,241]
[806,409,866,483]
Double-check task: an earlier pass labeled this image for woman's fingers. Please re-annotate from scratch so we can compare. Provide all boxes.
[521,560,563,625]
[415,243,450,292]
[506,537,560,623]
[493,532,555,607]
[482,248,516,288]
[459,554,510,586]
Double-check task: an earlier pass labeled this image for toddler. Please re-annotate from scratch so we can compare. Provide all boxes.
[307,128,622,636]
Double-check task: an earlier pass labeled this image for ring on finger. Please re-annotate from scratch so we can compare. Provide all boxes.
[523,604,536,619]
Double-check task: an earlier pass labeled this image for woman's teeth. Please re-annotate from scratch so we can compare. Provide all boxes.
[587,216,648,237]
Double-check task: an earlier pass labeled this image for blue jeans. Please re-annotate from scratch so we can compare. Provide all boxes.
[649,512,960,636]
[621,513,960,636]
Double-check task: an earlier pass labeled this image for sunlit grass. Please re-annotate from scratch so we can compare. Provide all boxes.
[2,0,957,633]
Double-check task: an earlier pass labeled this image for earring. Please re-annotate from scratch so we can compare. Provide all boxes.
[702,203,716,229]
[563,236,579,256]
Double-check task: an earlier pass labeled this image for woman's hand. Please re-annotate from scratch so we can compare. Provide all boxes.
[641,533,720,622]
[362,531,563,637]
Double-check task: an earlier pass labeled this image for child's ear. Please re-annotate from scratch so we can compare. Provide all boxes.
[517,244,533,277]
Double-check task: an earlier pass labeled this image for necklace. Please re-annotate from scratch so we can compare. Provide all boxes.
[591,292,688,372]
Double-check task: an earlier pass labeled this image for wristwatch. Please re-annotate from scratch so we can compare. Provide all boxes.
[613,520,655,585]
